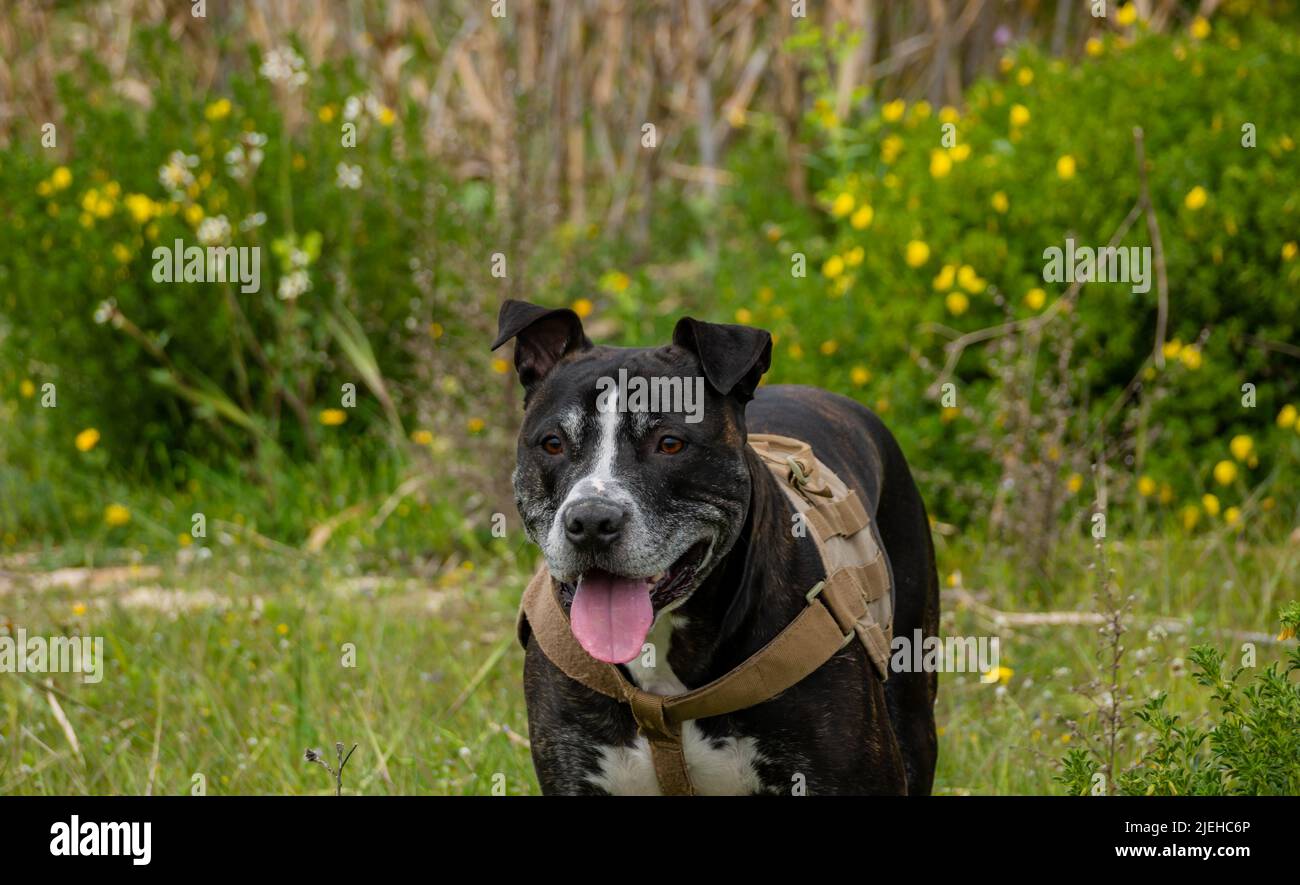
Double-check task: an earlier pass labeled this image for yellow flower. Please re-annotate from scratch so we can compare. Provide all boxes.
[1159,483,1173,504]
[1085,37,1104,58]
[822,255,845,279]
[830,192,855,217]
[1010,104,1030,127]
[949,143,971,162]
[411,429,434,446]
[939,106,960,125]
[945,292,969,316]
[37,180,52,197]
[378,106,396,126]
[467,417,486,433]
[51,166,73,190]
[788,343,804,360]
[1024,287,1046,310]
[1179,345,1202,370]
[1201,494,1220,517]
[881,135,904,164]
[1016,68,1034,87]
[571,297,594,318]
[845,246,865,267]
[1162,339,1183,360]
[1224,506,1241,527]
[957,264,985,294]
[929,150,952,179]
[72,602,87,617]
[850,366,871,386]
[981,665,1014,685]
[850,204,874,230]
[319,409,347,426]
[991,191,1009,214]
[910,100,932,120]
[757,287,773,303]
[905,240,930,268]
[204,98,232,121]
[940,406,959,423]
[1278,404,1298,428]
[932,265,956,291]
[1213,460,1237,486]
[1283,242,1298,261]
[429,322,444,339]
[184,203,204,226]
[1190,16,1211,40]
[1117,3,1137,26]
[882,99,905,122]
[1184,186,1208,211]
[1180,504,1200,531]
[1137,476,1156,497]
[1056,155,1077,180]
[124,194,160,224]
[75,427,101,452]
[819,340,838,356]
[318,104,336,123]
[1229,435,1253,462]
[276,623,290,636]
[999,56,1014,74]
[112,243,132,263]
[104,504,131,527]
[1066,473,1084,494]
[19,379,36,398]
[734,308,753,324]
[491,357,510,374]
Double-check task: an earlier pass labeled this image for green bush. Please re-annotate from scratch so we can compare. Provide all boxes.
[1058,602,1300,796]
[688,17,1300,529]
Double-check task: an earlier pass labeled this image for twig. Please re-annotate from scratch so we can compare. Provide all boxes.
[1133,127,1170,367]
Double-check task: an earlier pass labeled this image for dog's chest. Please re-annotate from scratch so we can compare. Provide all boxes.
[585,614,770,796]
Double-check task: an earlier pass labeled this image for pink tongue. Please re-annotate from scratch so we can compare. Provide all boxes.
[570,570,654,664]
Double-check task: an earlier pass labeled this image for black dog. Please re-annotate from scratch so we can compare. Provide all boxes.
[493,299,939,795]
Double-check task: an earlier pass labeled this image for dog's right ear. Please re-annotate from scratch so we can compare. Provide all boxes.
[490,299,591,393]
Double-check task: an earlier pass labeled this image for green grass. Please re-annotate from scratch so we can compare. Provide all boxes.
[1,528,1293,795]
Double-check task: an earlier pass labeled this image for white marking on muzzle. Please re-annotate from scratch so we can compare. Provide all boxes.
[547,387,636,562]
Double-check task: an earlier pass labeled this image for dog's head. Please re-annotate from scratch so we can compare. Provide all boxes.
[492,299,772,664]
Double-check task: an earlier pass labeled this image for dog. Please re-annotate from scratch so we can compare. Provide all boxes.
[492,299,939,795]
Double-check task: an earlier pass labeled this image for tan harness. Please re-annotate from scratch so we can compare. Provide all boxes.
[516,433,894,795]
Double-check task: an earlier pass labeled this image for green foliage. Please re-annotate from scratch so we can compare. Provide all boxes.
[699,18,1300,527]
[1057,603,1300,796]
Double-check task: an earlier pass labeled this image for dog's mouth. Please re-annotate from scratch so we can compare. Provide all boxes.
[563,540,710,665]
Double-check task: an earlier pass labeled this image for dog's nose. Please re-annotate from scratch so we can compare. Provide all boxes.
[563,499,627,550]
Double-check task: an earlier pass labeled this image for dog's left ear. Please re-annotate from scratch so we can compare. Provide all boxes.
[672,317,772,403]
[491,299,592,394]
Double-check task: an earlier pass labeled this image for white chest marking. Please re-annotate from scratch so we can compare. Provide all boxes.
[589,612,765,796]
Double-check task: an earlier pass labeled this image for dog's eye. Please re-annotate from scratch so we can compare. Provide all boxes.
[657,436,685,455]
[541,435,564,455]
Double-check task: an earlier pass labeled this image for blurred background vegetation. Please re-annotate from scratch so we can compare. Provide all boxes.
[1,0,1298,796]
[2,0,1296,573]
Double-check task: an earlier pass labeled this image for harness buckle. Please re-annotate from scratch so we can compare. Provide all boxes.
[786,455,810,488]
[806,580,855,647]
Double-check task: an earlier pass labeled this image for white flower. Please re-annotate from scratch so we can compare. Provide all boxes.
[336,162,362,190]
[290,248,309,268]
[93,299,116,325]
[278,269,311,301]
[197,214,231,246]
[224,133,266,182]
[260,46,308,88]
[239,212,267,232]
[343,95,363,122]
[158,150,198,199]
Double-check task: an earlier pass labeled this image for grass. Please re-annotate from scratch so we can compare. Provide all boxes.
[1,524,1293,795]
